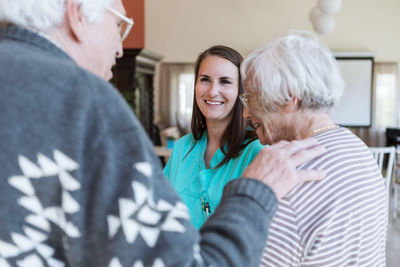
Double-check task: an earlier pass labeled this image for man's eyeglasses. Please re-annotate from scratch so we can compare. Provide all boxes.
[105,6,134,42]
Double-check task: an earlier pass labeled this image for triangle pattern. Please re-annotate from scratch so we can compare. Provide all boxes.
[121,218,139,244]
[37,154,60,176]
[25,215,50,232]
[119,198,138,219]
[10,233,35,252]
[59,171,81,191]
[18,196,43,214]
[16,254,44,267]
[0,240,20,258]
[176,202,189,213]
[64,222,81,238]
[36,243,54,259]
[139,226,160,248]
[108,258,123,267]
[8,176,35,196]
[23,227,47,243]
[133,261,144,267]
[134,162,152,178]
[0,258,12,267]
[107,215,121,238]
[62,191,80,214]
[44,207,66,228]
[169,204,190,219]
[53,150,79,171]
[131,182,148,206]
[18,156,42,179]
[47,257,65,267]
[153,259,166,267]
[155,200,173,211]
[137,205,161,225]
[161,216,185,233]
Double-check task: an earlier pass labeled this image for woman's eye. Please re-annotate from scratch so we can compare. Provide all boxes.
[200,77,210,82]
[220,79,232,85]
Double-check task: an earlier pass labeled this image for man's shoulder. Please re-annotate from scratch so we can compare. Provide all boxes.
[46,56,120,106]
[1,39,115,100]
[48,56,114,95]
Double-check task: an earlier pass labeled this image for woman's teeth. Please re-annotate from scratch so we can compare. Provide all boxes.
[205,100,223,105]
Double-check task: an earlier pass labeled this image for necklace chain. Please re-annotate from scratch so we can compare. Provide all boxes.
[306,124,339,138]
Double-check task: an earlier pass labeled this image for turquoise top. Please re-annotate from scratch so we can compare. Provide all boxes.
[164,132,264,229]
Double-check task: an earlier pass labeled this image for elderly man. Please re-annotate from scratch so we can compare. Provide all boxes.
[0,1,326,267]
[241,31,387,266]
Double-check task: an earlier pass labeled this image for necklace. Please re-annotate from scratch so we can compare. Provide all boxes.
[305,124,339,138]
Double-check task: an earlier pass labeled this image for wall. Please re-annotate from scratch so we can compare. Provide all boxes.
[122,0,144,48]
[145,0,400,62]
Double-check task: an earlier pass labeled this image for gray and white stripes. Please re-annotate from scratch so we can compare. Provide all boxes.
[261,127,387,267]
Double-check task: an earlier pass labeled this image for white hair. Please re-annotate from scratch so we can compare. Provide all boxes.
[0,0,113,31]
[241,31,345,113]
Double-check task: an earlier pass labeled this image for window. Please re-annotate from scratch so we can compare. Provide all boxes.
[156,63,194,133]
[178,73,195,127]
[374,63,399,129]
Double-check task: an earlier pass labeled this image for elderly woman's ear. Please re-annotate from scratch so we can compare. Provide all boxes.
[283,96,299,112]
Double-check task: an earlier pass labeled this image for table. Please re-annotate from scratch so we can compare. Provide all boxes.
[154,146,173,157]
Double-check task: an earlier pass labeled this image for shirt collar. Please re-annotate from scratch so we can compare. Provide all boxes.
[0,24,71,61]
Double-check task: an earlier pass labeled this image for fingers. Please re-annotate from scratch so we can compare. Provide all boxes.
[270,140,290,149]
[242,138,327,200]
[270,138,326,167]
[291,144,326,167]
[273,169,326,199]
[279,138,320,154]
[297,169,327,183]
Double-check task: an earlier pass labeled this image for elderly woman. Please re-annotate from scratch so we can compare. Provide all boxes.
[240,31,387,266]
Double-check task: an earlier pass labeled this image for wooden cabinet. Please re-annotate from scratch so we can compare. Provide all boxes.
[112,49,162,143]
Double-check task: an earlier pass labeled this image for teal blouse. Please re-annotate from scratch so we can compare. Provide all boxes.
[164,132,264,229]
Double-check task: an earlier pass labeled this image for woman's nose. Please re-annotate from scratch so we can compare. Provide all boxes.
[243,106,252,120]
[208,82,219,97]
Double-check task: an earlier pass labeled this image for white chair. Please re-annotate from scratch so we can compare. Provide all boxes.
[369,146,396,219]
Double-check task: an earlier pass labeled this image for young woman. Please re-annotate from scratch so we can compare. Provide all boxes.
[164,45,264,229]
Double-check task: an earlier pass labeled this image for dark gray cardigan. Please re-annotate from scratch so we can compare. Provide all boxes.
[0,25,277,267]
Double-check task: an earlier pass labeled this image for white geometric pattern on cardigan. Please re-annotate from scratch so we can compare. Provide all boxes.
[0,155,190,267]
[106,162,190,267]
[0,150,80,267]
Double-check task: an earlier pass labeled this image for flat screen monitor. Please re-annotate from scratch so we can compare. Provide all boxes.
[329,57,373,127]
[386,127,400,147]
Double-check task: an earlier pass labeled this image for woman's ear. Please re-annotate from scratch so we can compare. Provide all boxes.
[284,96,299,112]
[65,0,86,42]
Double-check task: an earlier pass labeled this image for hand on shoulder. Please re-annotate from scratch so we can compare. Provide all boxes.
[242,138,326,199]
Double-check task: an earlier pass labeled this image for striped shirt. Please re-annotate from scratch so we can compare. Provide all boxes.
[261,127,387,267]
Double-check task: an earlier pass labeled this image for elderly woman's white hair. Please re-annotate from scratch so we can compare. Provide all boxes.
[0,0,113,32]
[241,31,345,113]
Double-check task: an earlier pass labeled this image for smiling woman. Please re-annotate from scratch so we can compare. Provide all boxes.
[195,55,239,131]
[163,45,264,229]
